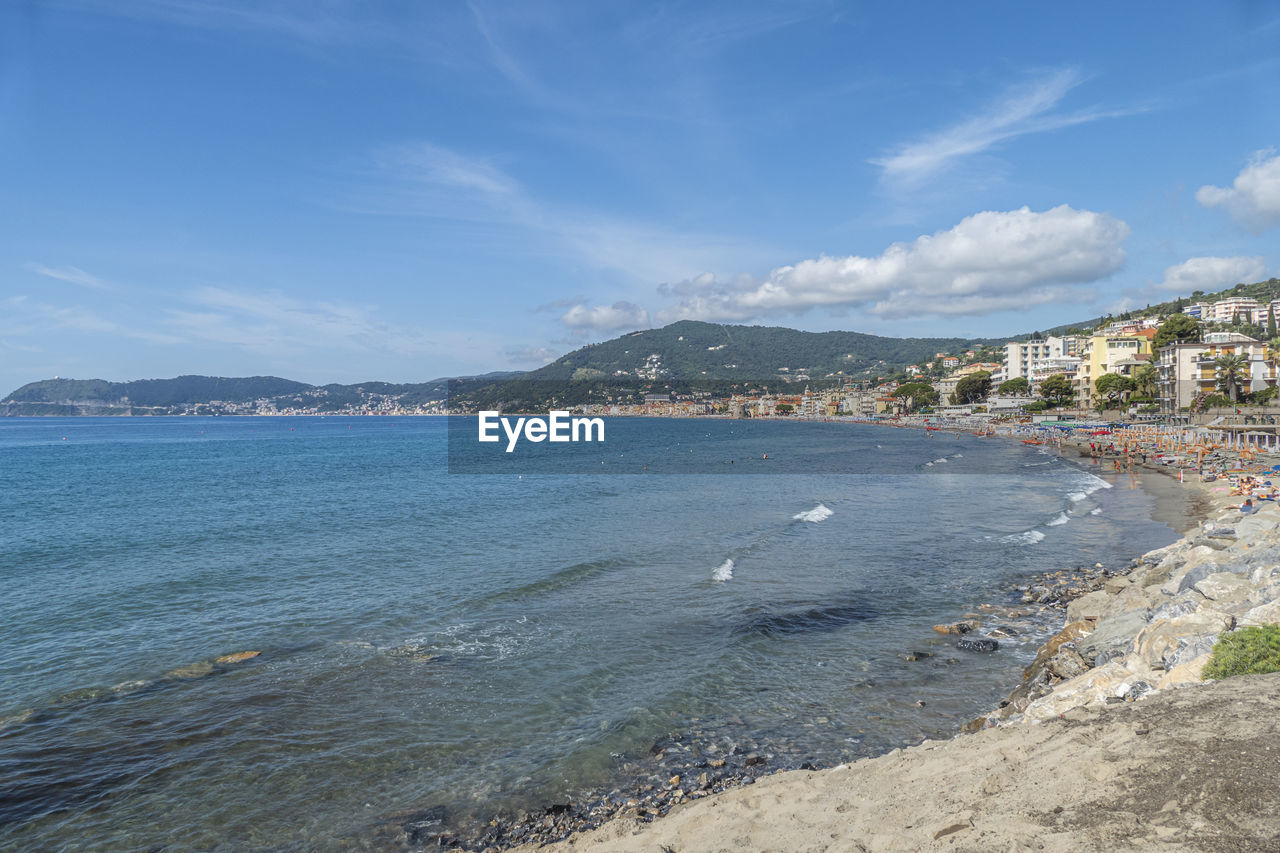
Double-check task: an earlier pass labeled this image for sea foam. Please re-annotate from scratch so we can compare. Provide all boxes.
[1047,512,1070,527]
[712,559,734,582]
[794,504,834,523]
[1000,529,1046,545]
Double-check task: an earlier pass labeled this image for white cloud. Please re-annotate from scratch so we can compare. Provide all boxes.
[559,300,650,333]
[1196,149,1280,232]
[872,68,1136,187]
[25,262,110,290]
[657,205,1129,323]
[505,344,559,366]
[1156,256,1269,294]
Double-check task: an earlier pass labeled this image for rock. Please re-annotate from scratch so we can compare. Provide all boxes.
[1133,611,1234,670]
[987,625,1018,638]
[957,638,999,652]
[1178,561,1249,594]
[667,775,680,788]
[1156,653,1211,689]
[903,651,932,662]
[932,620,979,634]
[1022,660,1135,723]
[215,650,261,664]
[1241,599,1280,627]
[165,661,214,680]
[1035,621,1094,665]
[1067,587,1150,623]
[1194,573,1254,605]
[1077,608,1150,665]
[708,758,725,768]
[1150,591,1206,622]
[744,754,766,767]
[1046,647,1090,680]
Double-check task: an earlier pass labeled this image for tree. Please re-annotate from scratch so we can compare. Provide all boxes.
[891,382,939,412]
[1040,374,1074,407]
[1094,373,1136,409]
[1132,363,1158,398]
[1268,305,1276,339]
[951,370,992,405]
[997,377,1030,396]
[775,403,793,415]
[1215,353,1250,403]
[1153,314,1202,349]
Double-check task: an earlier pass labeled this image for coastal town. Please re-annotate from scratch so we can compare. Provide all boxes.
[566,293,1280,428]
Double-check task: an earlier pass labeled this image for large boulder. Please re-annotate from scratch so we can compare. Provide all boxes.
[1021,659,1151,723]
[1194,572,1256,606]
[1078,608,1151,665]
[1067,587,1150,623]
[1046,647,1090,680]
[1240,599,1280,627]
[1150,590,1206,622]
[1155,653,1211,689]
[1132,611,1235,670]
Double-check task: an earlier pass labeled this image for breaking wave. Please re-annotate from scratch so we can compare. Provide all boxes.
[793,504,833,523]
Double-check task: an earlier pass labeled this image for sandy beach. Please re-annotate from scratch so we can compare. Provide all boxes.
[512,429,1280,852]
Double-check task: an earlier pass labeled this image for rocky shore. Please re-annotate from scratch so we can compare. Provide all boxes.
[490,462,1280,851]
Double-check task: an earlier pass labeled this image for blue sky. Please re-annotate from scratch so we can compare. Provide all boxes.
[2,1,1279,388]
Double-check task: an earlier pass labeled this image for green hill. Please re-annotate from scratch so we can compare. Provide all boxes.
[451,320,1005,411]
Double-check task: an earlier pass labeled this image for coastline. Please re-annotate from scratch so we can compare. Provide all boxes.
[400,428,1230,851]
[499,432,1280,851]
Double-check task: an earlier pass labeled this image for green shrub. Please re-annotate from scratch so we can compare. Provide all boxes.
[1202,624,1280,680]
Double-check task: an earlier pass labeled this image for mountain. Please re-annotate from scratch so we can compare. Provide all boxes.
[0,372,520,416]
[449,320,1006,411]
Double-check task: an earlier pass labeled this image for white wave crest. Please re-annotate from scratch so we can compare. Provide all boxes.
[1067,491,1088,503]
[1000,529,1046,545]
[712,558,734,582]
[1047,512,1070,527]
[794,504,834,523]
[1089,507,1102,516]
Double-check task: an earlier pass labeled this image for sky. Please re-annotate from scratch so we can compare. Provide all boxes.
[2,1,1279,388]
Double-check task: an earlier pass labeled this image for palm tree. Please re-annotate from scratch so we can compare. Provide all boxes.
[1215,353,1250,402]
[1132,363,1157,399]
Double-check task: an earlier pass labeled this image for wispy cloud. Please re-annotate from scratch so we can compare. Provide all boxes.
[367,141,774,285]
[5,294,183,344]
[25,262,111,290]
[872,68,1137,188]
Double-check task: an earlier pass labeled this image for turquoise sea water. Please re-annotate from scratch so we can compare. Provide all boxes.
[0,417,1180,850]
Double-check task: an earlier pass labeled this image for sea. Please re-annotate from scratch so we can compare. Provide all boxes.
[0,416,1184,851]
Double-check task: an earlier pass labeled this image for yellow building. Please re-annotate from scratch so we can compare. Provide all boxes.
[1075,332,1155,404]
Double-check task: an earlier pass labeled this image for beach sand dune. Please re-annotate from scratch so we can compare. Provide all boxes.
[524,671,1280,852]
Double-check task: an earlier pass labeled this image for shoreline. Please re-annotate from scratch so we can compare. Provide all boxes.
[508,435,1280,852]
[392,427,1226,851]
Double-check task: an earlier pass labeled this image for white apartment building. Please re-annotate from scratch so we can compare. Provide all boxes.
[1204,296,1261,324]
[1157,337,1272,413]
[1002,335,1082,381]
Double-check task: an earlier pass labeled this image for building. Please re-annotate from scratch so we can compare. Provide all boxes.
[1202,296,1261,324]
[1002,335,1082,381]
[1157,336,1273,413]
[1076,331,1155,405]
